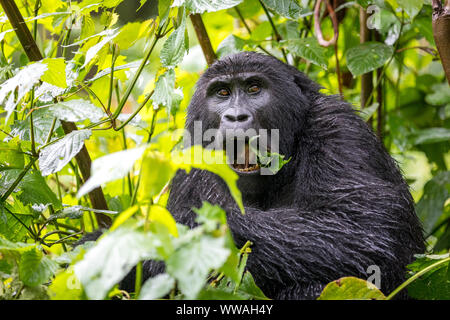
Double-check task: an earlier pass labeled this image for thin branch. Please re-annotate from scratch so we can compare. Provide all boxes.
[190,13,217,66]
[314,0,339,47]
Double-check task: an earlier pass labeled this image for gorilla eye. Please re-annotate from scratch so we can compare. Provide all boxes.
[217,88,230,97]
[247,85,260,94]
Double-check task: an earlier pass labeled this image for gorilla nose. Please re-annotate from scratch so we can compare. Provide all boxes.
[221,109,253,128]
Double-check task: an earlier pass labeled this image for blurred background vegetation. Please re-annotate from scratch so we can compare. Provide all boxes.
[0,0,449,300]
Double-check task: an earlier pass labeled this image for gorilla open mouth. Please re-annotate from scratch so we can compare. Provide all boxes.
[229,140,261,173]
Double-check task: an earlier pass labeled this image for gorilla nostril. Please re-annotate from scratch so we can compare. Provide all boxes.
[236,114,249,122]
[225,114,236,122]
[223,110,252,123]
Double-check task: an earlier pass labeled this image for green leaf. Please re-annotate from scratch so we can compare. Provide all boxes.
[282,38,328,69]
[74,227,159,300]
[0,202,33,242]
[10,111,60,145]
[237,271,270,300]
[138,273,175,300]
[346,42,394,77]
[410,128,450,145]
[396,0,423,20]
[216,35,246,58]
[360,102,379,122]
[407,254,450,300]
[77,146,147,198]
[39,99,106,123]
[193,202,227,232]
[425,83,450,106]
[172,0,244,14]
[81,29,119,69]
[41,58,67,89]
[160,14,187,68]
[48,266,83,300]
[167,234,230,299]
[139,151,176,200]
[39,129,92,176]
[19,248,58,287]
[0,62,47,123]
[318,277,386,300]
[173,146,244,213]
[415,171,450,234]
[261,0,302,20]
[152,69,176,109]
[0,169,60,208]
[0,140,24,170]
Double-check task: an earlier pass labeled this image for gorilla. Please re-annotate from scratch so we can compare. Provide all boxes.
[84,52,425,299]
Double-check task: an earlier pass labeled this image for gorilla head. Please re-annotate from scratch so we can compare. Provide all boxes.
[184,52,322,197]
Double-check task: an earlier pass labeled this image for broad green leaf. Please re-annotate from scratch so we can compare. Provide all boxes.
[147,205,178,237]
[0,236,35,253]
[360,102,379,122]
[283,38,328,69]
[261,0,302,20]
[425,83,450,106]
[318,277,386,300]
[19,248,58,287]
[151,70,184,115]
[346,42,393,77]
[415,171,450,234]
[39,129,92,176]
[193,202,227,232]
[395,0,423,20]
[216,35,246,58]
[0,202,33,242]
[0,169,60,208]
[39,99,106,123]
[0,141,24,170]
[172,0,244,13]
[407,254,450,300]
[77,146,147,198]
[110,205,139,231]
[173,146,244,213]
[410,128,450,145]
[41,58,67,89]
[139,150,176,200]
[74,227,159,300]
[81,29,119,69]
[160,14,187,68]
[10,111,60,145]
[48,267,83,300]
[0,62,47,123]
[138,273,175,300]
[237,271,270,300]
[167,234,230,299]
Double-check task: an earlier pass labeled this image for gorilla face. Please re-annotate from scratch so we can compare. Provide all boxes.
[186,52,313,182]
[204,72,270,175]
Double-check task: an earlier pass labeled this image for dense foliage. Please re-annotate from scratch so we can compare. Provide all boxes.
[0,0,448,300]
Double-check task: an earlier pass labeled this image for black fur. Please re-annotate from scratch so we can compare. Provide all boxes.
[81,52,425,299]
[164,52,425,299]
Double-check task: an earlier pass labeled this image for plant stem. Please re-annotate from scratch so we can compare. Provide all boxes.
[0,157,36,202]
[113,32,160,119]
[386,257,450,300]
[258,0,288,63]
[190,13,217,66]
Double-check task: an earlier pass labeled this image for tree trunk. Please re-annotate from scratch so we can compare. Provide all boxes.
[432,0,450,85]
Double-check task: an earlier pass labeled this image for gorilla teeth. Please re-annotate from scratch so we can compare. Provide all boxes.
[232,143,259,171]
